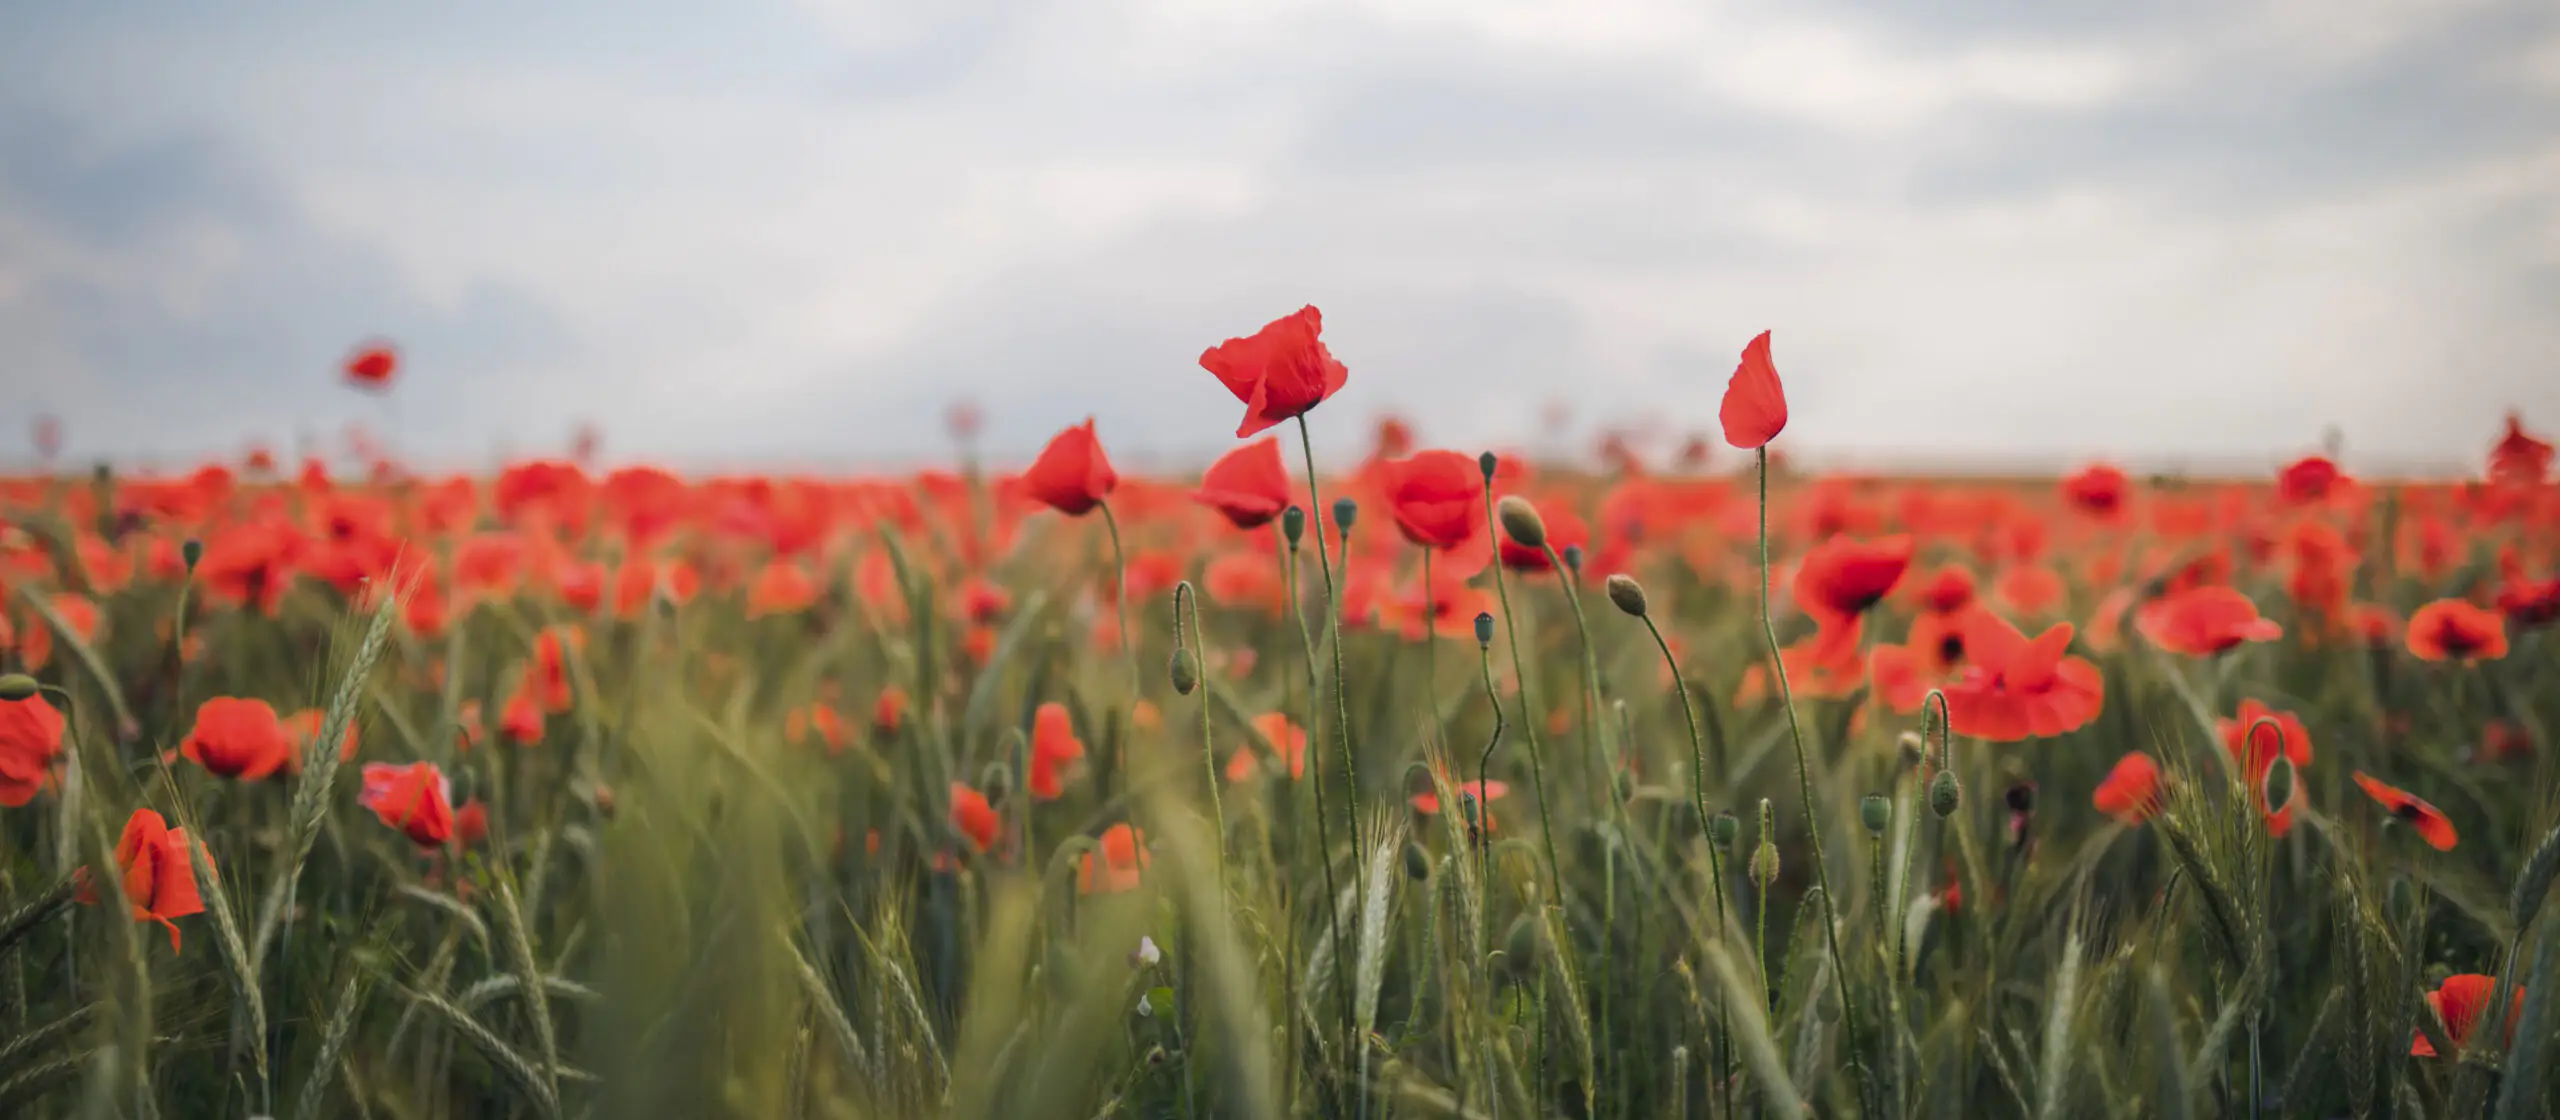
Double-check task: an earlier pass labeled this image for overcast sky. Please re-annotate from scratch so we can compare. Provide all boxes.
[3,0,2556,476]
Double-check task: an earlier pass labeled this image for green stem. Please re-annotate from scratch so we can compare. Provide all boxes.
[1295,415,1362,857]
[1482,474,1565,901]
[1097,500,1139,704]
[1754,446,1870,1101]
[1177,584,1228,890]
[1423,547,1440,739]
[1282,519,1357,1087]
[1541,541,1614,815]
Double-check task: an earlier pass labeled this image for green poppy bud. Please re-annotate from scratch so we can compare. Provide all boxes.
[1281,505,1306,549]
[1709,809,1740,847]
[1477,451,1499,482]
[1561,544,1583,577]
[1403,841,1431,882]
[1930,770,1963,819]
[1330,496,1357,533]
[1168,647,1198,695]
[1860,792,1890,835]
[0,675,37,703]
[180,538,203,571]
[982,762,1013,807]
[1749,839,1781,888]
[1473,611,1495,648]
[1496,495,1547,550]
[1605,574,1648,617]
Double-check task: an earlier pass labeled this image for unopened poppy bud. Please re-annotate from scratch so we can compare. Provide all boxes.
[1281,506,1306,549]
[1897,731,1926,770]
[1496,495,1546,549]
[1749,839,1780,887]
[1458,791,1480,828]
[1403,841,1431,882]
[1473,611,1495,648]
[0,675,36,702]
[2262,755,2293,816]
[1562,544,1583,577]
[982,763,1013,807]
[1168,647,1198,695]
[1709,809,1740,847]
[1605,574,1648,617]
[1331,496,1357,534]
[1930,770,1963,818]
[181,538,203,571]
[1477,451,1499,482]
[1860,793,1890,835]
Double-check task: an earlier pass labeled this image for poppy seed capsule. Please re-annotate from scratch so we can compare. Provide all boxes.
[1168,647,1198,695]
[1709,809,1740,847]
[1477,451,1499,482]
[1930,770,1963,818]
[1562,544,1583,576]
[1605,574,1648,617]
[1331,496,1357,533]
[180,538,203,570]
[2262,755,2294,815]
[1281,505,1306,549]
[1860,793,1890,835]
[0,674,36,702]
[1496,495,1547,549]
[1749,839,1780,887]
[1473,611,1495,648]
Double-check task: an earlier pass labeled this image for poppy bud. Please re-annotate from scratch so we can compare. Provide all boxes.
[1473,611,1495,648]
[1709,809,1740,847]
[1496,496,1547,550]
[1281,505,1306,549]
[1749,839,1780,888]
[1477,451,1499,482]
[1897,731,1926,771]
[1930,770,1962,819]
[2262,755,2294,816]
[1168,647,1198,695]
[1605,574,1648,617]
[981,763,1013,807]
[1458,791,1480,828]
[0,674,36,702]
[1562,544,1583,577]
[181,538,203,571]
[1330,496,1357,534]
[1860,793,1890,835]
[1403,841,1431,882]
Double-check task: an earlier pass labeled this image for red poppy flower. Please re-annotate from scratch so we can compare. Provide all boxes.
[1870,610,1970,713]
[343,343,398,390]
[2277,455,2344,505]
[1378,563,1497,642]
[2412,974,2520,1057]
[1198,305,1350,438]
[1078,823,1150,894]
[1227,712,1309,783]
[1994,564,2066,617]
[1028,702,1085,800]
[180,697,294,782]
[2495,557,2560,630]
[874,687,909,736]
[746,559,819,618]
[500,693,546,745]
[1940,610,2104,742]
[116,809,207,951]
[454,799,490,849]
[1205,551,1286,617]
[0,694,65,807]
[359,761,456,849]
[2135,586,2283,657]
[2352,772,2459,851]
[1793,534,1914,622]
[2060,463,2130,518]
[1381,450,1490,563]
[1021,418,1119,517]
[786,703,852,755]
[2406,599,2508,661]
[949,782,1002,853]
[2488,411,2553,485]
[1741,616,1869,702]
[2093,752,2164,825]
[1718,330,1787,450]
[1916,564,1977,616]
[1411,776,1508,816]
[2219,699,2311,836]
[1192,436,1293,530]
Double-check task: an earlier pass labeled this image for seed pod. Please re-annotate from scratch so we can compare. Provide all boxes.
[0,675,36,702]
[1605,574,1648,617]
[1930,770,1963,819]
[1281,506,1306,549]
[1473,611,1495,648]
[1709,809,1740,848]
[1331,496,1358,533]
[1749,840,1781,888]
[1561,544,1583,577]
[1477,451,1500,482]
[1168,647,1198,695]
[1403,842,1431,882]
[181,538,204,570]
[1496,495,1547,550]
[1860,792,1890,834]
[2262,755,2294,818]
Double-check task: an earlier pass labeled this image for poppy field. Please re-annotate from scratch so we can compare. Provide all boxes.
[2,312,2558,1118]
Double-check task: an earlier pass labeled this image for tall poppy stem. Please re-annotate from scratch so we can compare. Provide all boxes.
[1422,546,1439,736]
[1175,583,1227,890]
[1097,500,1140,705]
[1541,541,1614,815]
[1280,518,1357,1083]
[1640,612,1735,1114]
[1482,472,1566,901]
[1755,446,1870,1102]
[1294,414,1362,856]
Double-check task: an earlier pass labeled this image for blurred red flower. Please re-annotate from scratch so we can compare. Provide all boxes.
[116,809,207,951]
[2488,411,2553,485]
[2411,974,2518,1057]
[2220,699,2311,836]
[181,697,294,782]
[2406,599,2507,661]
[1078,823,1150,894]
[0,694,65,807]
[1028,702,1085,800]
[1022,418,1119,516]
[2352,772,2458,851]
[343,343,398,390]
[949,782,1002,853]
[2092,752,2163,825]
[1381,451,1490,569]
[1940,610,2104,741]
[2060,463,2129,519]
[2276,455,2344,505]
[2135,586,2282,657]
[359,761,456,849]
[1793,534,1913,622]
[1198,305,1351,438]
[1193,436,1293,530]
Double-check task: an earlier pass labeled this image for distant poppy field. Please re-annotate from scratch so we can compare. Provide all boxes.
[1,312,2556,1118]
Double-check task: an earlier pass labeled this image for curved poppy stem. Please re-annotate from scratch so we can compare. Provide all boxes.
[1482,472,1565,902]
[1175,583,1227,891]
[1096,500,1140,705]
[1294,415,1362,858]
[1755,446,1870,1102]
